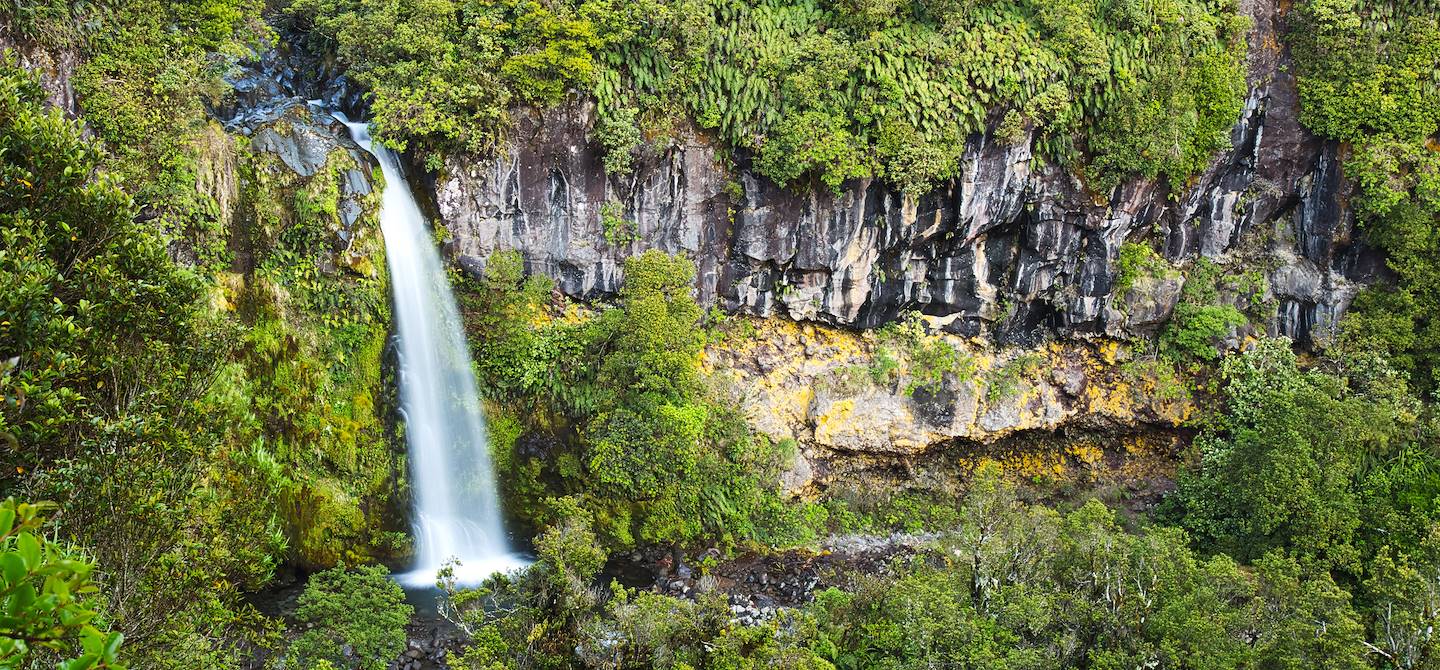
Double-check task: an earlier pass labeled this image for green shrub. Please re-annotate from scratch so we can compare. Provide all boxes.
[289,565,414,670]
[986,352,1045,402]
[1159,259,1248,362]
[1161,303,1246,362]
[1112,242,1171,296]
[600,200,636,245]
[868,347,901,387]
[904,339,974,396]
[0,498,125,670]
[869,312,976,396]
[596,105,643,176]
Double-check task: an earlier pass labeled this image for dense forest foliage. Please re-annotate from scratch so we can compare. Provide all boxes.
[281,0,1248,191]
[1,0,1440,668]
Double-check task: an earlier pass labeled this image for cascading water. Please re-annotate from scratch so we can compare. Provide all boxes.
[339,114,527,586]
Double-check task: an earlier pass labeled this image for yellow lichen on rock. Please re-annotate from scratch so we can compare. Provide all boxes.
[812,398,856,445]
[700,314,1195,490]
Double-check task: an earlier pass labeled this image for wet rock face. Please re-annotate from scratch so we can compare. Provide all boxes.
[213,36,366,133]
[436,101,733,305]
[436,1,1378,348]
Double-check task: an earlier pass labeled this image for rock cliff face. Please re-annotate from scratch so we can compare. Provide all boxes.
[434,0,1384,349]
[0,32,80,116]
[704,318,1191,497]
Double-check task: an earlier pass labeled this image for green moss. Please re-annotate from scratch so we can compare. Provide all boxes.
[289,480,371,566]
[228,140,401,568]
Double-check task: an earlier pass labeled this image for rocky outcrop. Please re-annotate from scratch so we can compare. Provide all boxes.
[0,32,80,116]
[206,45,409,569]
[215,42,385,278]
[704,318,1190,496]
[435,0,1383,349]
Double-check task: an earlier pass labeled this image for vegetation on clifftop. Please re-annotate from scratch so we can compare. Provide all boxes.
[281,0,1248,193]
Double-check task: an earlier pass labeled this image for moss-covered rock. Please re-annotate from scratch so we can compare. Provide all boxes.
[224,106,408,569]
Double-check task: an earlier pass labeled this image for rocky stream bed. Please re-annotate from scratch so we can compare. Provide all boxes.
[245,533,936,670]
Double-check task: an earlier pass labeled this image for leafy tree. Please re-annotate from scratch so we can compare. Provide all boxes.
[1247,552,1368,670]
[462,248,812,551]
[804,475,1370,670]
[0,52,288,667]
[287,0,626,166]
[596,250,705,403]
[1169,339,1421,568]
[1361,529,1440,670]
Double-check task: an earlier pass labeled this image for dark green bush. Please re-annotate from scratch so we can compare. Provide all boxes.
[289,565,414,670]
[461,251,821,551]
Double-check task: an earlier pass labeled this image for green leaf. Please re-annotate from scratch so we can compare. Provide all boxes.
[1,553,25,586]
[102,632,123,661]
[16,533,39,570]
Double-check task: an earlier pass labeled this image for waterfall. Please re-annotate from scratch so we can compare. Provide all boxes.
[339,115,526,586]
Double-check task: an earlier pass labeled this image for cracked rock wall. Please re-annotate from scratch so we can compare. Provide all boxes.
[435,0,1385,349]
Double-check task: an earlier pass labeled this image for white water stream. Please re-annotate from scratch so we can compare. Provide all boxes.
[340,115,527,587]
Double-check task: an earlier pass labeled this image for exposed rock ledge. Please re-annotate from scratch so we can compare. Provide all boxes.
[703,318,1192,497]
